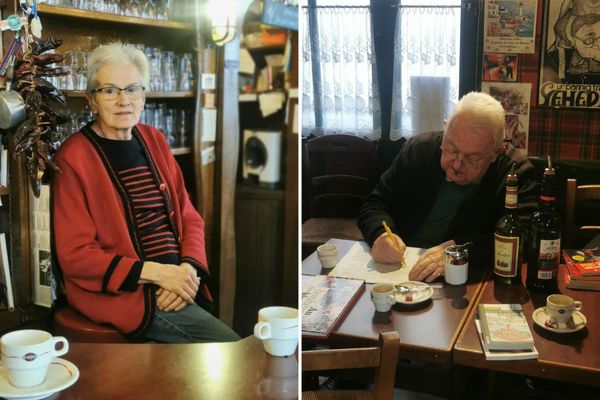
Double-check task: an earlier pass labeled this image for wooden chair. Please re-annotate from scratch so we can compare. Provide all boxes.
[302,135,377,257]
[53,304,130,343]
[302,331,400,400]
[564,178,600,249]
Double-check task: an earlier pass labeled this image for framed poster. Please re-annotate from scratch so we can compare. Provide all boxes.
[483,53,519,81]
[539,0,600,108]
[482,81,532,155]
[484,0,538,54]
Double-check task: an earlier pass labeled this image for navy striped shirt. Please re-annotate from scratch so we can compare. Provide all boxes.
[95,132,180,272]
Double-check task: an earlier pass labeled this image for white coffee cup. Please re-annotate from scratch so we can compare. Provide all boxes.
[254,306,298,357]
[546,294,583,330]
[0,329,69,388]
[370,283,396,312]
[317,244,338,269]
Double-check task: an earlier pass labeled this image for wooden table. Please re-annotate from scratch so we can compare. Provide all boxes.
[58,336,298,400]
[453,265,600,387]
[302,239,488,366]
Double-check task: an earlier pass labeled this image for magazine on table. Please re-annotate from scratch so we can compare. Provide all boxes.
[477,303,535,351]
[301,274,365,339]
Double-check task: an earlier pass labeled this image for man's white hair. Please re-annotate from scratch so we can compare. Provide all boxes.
[445,91,505,148]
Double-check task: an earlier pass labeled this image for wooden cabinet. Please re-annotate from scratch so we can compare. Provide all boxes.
[0,1,207,333]
[232,11,298,335]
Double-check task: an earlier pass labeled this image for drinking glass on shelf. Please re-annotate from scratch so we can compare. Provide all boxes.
[177,109,188,148]
[164,108,175,147]
[162,51,176,92]
[177,53,193,91]
[141,0,156,19]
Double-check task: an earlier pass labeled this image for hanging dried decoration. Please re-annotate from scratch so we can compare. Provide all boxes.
[8,2,69,197]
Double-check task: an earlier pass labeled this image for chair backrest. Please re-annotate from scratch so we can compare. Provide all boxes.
[302,331,400,400]
[306,134,377,218]
[564,178,600,248]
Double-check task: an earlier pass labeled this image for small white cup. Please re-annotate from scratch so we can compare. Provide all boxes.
[254,306,298,357]
[444,261,468,285]
[370,283,396,312]
[317,244,339,269]
[546,294,583,330]
[0,329,69,388]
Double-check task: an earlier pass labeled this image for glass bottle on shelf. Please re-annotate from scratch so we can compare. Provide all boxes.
[526,156,560,292]
[162,51,176,92]
[494,164,524,285]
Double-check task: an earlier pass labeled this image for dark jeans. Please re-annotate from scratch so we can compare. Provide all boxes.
[145,303,241,343]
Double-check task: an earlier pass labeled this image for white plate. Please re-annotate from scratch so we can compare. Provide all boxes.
[532,307,587,334]
[394,281,434,305]
[0,358,79,400]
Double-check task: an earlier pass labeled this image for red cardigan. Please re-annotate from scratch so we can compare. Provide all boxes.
[52,124,210,336]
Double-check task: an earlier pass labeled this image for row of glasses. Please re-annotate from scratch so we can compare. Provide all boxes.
[141,103,191,148]
[44,0,188,22]
[47,46,193,93]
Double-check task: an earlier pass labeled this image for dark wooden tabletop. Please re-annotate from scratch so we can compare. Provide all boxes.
[302,239,488,366]
[453,265,600,387]
[57,336,298,400]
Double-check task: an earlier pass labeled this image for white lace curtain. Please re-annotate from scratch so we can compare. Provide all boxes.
[301,5,381,139]
[390,4,461,141]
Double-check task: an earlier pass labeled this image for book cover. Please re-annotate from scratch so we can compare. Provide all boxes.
[563,249,600,276]
[475,320,538,361]
[301,274,365,339]
[0,233,14,311]
[477,304,534,351]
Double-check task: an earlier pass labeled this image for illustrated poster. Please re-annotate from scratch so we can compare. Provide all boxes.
[539,0,600,108]
[483,53,519,81]
[31,185,55,308]
[484,0,538,53]
[482,82,531,155]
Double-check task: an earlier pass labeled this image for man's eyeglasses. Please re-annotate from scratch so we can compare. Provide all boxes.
[92,85,145,101]
[440,144,490,168]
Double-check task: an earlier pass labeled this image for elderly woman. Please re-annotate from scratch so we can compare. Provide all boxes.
[52,42,240,343]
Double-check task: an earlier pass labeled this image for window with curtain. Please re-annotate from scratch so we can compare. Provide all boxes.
[390,0,461,141]
[301,0,381,139]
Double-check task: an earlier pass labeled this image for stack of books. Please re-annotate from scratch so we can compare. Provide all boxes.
[563,249,600,291]
[301,274,365,339]
[476,303,538,360]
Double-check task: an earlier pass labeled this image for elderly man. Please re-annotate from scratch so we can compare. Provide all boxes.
[358,92,537,282]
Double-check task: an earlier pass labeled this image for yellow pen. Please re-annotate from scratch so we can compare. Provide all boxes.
[382,221,406,268]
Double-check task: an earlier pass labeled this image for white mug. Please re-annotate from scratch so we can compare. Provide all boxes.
[0,329,69,388]
[254,306,298,357]
[317,244,338,269]
[546,294,583,330]
[370,283,396,312]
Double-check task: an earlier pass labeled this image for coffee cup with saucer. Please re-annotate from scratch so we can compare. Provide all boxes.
[532,307,587,334]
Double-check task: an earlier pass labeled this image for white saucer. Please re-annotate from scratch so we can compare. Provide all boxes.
[394,281,434,305]
[532,307,587,334]
[0,358,79,400]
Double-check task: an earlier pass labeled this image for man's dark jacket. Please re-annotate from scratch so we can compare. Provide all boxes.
[357,131,538,266]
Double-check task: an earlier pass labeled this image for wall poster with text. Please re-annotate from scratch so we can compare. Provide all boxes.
[482,81,532,155]
[484,0,538,54]
[539,0,600,108]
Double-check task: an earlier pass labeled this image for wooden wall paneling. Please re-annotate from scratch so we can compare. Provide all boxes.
[217,0,254,325]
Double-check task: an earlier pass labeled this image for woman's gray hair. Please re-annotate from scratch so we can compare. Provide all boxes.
[86,41,150,95]
[444,91,506,149]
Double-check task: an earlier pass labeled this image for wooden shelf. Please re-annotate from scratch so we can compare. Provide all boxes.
[171,147,192,156]
[0,186,8,196]
[236,183,284,200]
[244,44,286,52]
[38,4,194,30]
[66,90,194,99]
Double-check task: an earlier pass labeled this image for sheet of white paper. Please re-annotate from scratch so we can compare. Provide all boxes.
[201,108,217,142]
[329,242,426,284]
[259,92,285,117]
[239,48,255,75]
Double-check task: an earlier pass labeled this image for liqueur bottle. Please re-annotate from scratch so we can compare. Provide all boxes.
[494,164,524,285]
[526,156,560,292]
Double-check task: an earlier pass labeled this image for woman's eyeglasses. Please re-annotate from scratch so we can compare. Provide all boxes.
[92,85,145,101]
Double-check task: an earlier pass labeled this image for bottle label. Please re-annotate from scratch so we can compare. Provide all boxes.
[494,233,519,277]
[505,187,518,209]
[536,238,560,280]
